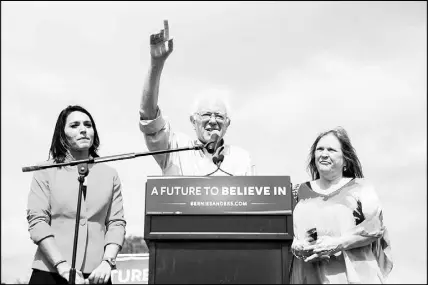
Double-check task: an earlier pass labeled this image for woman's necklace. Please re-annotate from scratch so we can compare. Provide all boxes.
[310,177,353,195]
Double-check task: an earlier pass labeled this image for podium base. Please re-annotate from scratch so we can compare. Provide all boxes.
[149,240,291,284]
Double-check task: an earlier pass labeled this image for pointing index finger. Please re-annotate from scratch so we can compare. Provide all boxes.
[164,20,169,40]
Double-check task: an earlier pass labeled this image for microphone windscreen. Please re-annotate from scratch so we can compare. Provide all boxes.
[210,132,220,142]
[206,132,220,154]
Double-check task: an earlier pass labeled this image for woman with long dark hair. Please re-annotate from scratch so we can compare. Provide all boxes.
[27,105,126,284]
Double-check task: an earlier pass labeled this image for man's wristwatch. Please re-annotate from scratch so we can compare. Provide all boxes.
[102,258,117,270]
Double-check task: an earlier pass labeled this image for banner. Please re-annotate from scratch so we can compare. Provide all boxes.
[146,176,291,215]
[111,254,149,284]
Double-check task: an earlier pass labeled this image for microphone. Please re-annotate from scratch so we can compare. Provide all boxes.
[206,132,220,154]
[212,146,225,167]
[206,145,231,176]
[213,154,224,167]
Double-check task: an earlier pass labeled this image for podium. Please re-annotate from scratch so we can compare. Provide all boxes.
[144,176,295,284]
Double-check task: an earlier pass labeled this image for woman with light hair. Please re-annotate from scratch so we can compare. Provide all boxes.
[290,127,393,283]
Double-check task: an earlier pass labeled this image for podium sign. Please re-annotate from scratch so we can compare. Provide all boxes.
[145,176,291,215]
[144,176,294,284]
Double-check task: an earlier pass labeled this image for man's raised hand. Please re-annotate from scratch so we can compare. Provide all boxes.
[150,20,173,61]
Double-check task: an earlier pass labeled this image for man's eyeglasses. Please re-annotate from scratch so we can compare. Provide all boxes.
[197,112,227,122]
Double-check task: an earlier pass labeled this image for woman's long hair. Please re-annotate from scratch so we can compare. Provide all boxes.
[307,126,363,180]
[48,105,100,163]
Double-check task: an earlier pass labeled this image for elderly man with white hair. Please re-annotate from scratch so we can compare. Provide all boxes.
[139,20,255,176]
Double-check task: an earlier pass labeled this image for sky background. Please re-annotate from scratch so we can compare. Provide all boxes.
[1,1,426,283]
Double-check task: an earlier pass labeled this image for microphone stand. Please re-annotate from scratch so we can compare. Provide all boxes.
[22,144,204,172]
[69,163,88,284]
[22,144,204,284]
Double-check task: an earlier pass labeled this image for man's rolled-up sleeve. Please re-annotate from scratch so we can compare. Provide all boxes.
[104,170,126,248]
[139,107,173,169]
[27,170,54,244]
[139,107,167,135]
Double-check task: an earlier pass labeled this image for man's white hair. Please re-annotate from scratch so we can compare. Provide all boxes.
[189,88,232,119]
